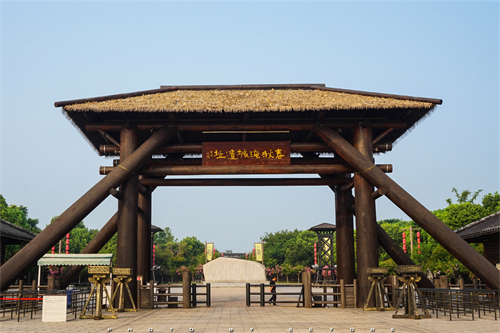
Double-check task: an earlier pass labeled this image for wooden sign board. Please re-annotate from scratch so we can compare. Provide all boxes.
[202,141,290,166]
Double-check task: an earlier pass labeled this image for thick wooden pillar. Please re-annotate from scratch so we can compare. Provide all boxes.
[0,126,176,291]
[334,176,355,284]
[313,124,500,290]
[116,125,139,308]
[137,178,152,283]
[353,124,378,307]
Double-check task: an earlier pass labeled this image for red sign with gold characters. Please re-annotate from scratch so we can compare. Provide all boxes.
[202,141,290,166]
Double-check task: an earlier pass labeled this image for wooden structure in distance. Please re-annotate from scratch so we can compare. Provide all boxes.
[2,84,499,309]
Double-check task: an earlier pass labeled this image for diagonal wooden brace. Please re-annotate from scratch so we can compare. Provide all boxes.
[0,126,176,291]
[314,124,500,290]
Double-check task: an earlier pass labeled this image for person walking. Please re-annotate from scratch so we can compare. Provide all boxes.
[268,277,277,305]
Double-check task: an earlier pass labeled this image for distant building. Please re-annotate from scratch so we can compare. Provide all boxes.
[455,211,500,266]
[0,219,37,265]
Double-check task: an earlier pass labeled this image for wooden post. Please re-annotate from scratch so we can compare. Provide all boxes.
[353,124,378,308]
[116,125,139,309]
[47,276,55,290]
[31,280,36,290]
[389,275,399,308]
[149,280,154,309]
[459,277,465,290]
[137,178,152,283]
[376,224,435,288]
[439,275,449,289]
[353,279,357,308]
[313,124,500,290]
[340,279,346,308]
[182,271,191,309]
[18,280,23,291]
[59,213,118,289]
[302,271,312,308]
[334,176,355,285]
[0,126,175,291]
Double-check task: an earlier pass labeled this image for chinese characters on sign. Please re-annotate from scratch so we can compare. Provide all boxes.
[206,243,214,262]
[202,141,290,166]
[254,242,263,263]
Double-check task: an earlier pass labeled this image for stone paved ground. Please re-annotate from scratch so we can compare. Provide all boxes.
[1,287,499,333]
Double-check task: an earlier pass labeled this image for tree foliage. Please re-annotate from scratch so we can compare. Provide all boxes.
[0,194,40,233]
[378,189,498,280]
[261,229,301,267]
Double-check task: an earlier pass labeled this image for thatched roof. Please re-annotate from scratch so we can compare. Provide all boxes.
[62,89,434,113]
[55,84,442,154]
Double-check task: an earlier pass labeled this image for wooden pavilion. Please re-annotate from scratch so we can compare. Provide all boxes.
[0,219,37,266]
[1,84,498,308]
[456,211,500,266]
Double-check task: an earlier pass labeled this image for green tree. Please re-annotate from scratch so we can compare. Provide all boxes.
[261,229,301,267]
[100,234,117,266]
[179,236,205,269]
[154,227,176,245]
[283,230,316,267]
[482,192,500,214]
[0,194,40,233]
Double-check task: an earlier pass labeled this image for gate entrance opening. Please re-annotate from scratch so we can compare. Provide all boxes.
[2,84,498,310]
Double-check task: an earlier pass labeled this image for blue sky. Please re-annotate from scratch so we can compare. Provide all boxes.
[1,1,498,253]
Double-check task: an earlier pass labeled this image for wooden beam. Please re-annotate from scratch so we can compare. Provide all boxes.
[116,126,139,308]
[373,143,392,153]
[0,126,176,291]
[334,175,355,284]
[341,181,354,192]
[87,121,407,132]
[160,83,326,90]
[372,128,394,145]
[139,178,350,187]
[376,224,434,288]
[113,157,347,167]
[372,188,387,200]
[100,142,341,155]
[137,176,152,283]
[99,130,121,148]
[59,213,118,289]
[109,188,122,200]
[99,164,393,176]
[313,124,500,290]
[352,124,378,308]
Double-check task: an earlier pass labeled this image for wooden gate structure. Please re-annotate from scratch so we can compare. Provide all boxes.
[1,84,499,309]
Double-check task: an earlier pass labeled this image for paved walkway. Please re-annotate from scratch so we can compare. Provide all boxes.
[1,288,499,333]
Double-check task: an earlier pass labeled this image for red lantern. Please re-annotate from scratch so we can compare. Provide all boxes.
[314,243,317,265]
[417,231,421,254]
[66,233,70,254]
[153,243,156,265]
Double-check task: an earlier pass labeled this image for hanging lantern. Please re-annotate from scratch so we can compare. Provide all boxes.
[66,233,70,254]
[314,243,317,265]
